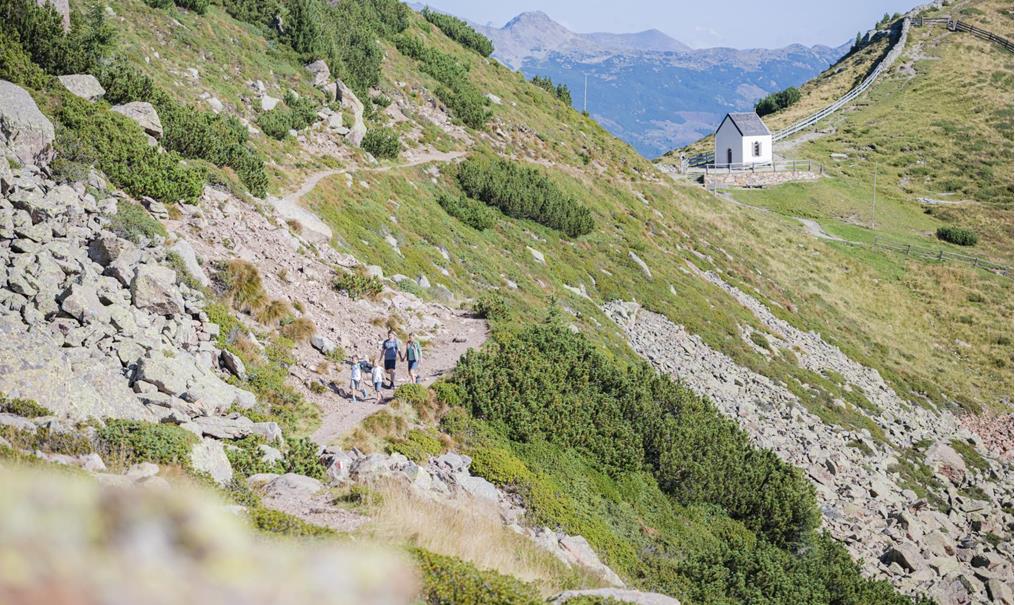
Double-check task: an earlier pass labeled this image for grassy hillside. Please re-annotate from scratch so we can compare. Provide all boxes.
[3,0,1009,601]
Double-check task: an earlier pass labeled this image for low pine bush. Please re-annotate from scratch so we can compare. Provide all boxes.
[0,393,51,417]
[249,506,335,537]
[531,75,572,105]
[97,419,197,466]
[936,226,978,246]
[755,86,801,117]
[394,35,490,129]
[387,429,444,463]
[422,7,493,56]
[362,127,400,159]
[54,95,205,204]
[412,548,543,605]
[0,0,114,76]
[332,269,383,300]
[437,192,497,230]
[173,0,209,13]
[257,91,319,140]
[456,155,594,237]
[472,293,508,321]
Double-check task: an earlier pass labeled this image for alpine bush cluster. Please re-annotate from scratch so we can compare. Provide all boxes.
[421,7,493,57]
[97,419,197,466]
[218,0,410,95]
[531,75,573,106]
[256,90,319,139]
[0,0,114,77]
[413,548,542,605]
[936,226,978,246]
[453,322,817,547]
[455,155,594,237]
[436,192,497,230]
[361,127,400,159]
[55,94,206,204]
[755,86,801,117]
[331,270,383,300]
[394,35,490,129]
[98,60,268,197]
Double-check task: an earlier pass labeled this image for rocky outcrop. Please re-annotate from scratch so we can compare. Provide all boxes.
[58,74,106,101]
[0,164,258,425]
[604,296,1013,605]
[0,80,55,167]
[112,102,164,139]
[335,78,366,147]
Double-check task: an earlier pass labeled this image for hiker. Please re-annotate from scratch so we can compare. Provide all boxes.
[349,355,367,402]
[371,358,385,404]
[380,330,402,389]
[406,333,422,385]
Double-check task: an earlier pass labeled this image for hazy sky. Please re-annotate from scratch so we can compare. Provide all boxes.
[419,1,917,49]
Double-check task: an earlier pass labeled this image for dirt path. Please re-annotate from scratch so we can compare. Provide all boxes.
[795,217,845,241]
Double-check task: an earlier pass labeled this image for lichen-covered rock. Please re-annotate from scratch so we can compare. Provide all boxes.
[131,264,184,316]
[111,102,163,139]
[58,74,106,101]
[190,437,233,485]
[0,80,55,167]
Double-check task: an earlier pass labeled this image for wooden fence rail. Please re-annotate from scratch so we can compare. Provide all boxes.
[916,17,1015,51]
[852,237,1012,277]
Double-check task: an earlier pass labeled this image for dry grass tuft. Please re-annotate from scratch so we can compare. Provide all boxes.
[256,299,291,326]
[281,317,316,342]
[219,259,267,313]
[361,483,592,595]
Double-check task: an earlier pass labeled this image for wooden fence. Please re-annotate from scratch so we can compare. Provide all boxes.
[702,159,822,175]
[848,236,1012,277]
[916,17,1015,51]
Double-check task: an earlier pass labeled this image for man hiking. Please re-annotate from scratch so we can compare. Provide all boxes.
[380,330,402,390]
[406,333,422,385]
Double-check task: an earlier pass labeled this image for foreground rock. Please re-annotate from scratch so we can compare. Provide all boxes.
[0,80,55,167]
[0,466,418,605]
[58,74,106,101]
[111,101,164,139]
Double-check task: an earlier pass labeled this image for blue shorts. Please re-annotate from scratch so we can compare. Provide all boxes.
[374,381,382,391]
[408,360,419,371]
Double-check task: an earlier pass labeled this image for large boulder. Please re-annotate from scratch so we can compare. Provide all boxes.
[305,60,330,88]
[924,441,968,485]
[111,102,164,139]
[131,264,184,316]
[0,80,56,167]
[58,74,105,101]
[190,438,233,486]
[335,78,366,146]
[135,350,257,415]
[0,315,151,420]
[169,239,210,287]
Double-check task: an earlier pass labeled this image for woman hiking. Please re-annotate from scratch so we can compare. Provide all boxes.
[380,330,402,390]
[406,334,422,385]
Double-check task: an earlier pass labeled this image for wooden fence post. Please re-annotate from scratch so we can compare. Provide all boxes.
[905,245,911,256]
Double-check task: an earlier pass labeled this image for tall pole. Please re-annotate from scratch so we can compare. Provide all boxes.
[583,74,588,114]
[872,161,877,230]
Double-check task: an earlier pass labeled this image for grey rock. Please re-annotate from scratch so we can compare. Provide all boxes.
[111,102,163,139]
[188,415,255,440]
[219,350,247,381]
[0,412,38,432]
[131,264,184,316]
[59,283,108,325]
[126,462,160,480]
[0,80,55,167]
[416,274,431,289]
[190,438,233,486]
[57,74,105,101]
[527,246,546,264]
[0,315,151,420]
[323,449,354,484]
[252,421,283,443]
[881,543,928,573]
[88,234,136,267]
[260,473,323,499]
[311,334,337,355]
[457,474,499,502]
[628,250,652,279]
[335,78,366,146]
[258,444,284,466]
[169,239,210,287]
[305,60,330,88]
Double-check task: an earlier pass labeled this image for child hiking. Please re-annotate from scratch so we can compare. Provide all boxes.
[406,334,422,385]
[349,355,367,402]
[371,360,385,404]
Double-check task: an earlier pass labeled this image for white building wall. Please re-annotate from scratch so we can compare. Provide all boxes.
[715,120,742,166]
[741,135,772,165]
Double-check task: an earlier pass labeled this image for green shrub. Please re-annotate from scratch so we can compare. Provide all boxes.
[531,75,572,105]
[174,0,208,12]
[0,30,50,89]
[0,393,51,417]
[54,94,205,204]
[456,155,594,237]
[0,0,114,76]
[430,381,465,408]
[394,383,428,406]
[437,192,497,230]
[472,293,508,320]
[98,59,267,197]
[394,34,490,129]
[387,429,444,462]
[422,7,493,56]
[249,506,335,537]
[439,406,470,435]
[755,86,801,117]
[97,419,197,466]
[226,436,283,479]
[413,548,543,605]
[362,127,400,159]
[332,269,383,299]
[936,226,978,246]
[107,199,168,243]
[283,436,325,480]
[0,425,94,456]
[453,323,818,547]
[257,91,319,139]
